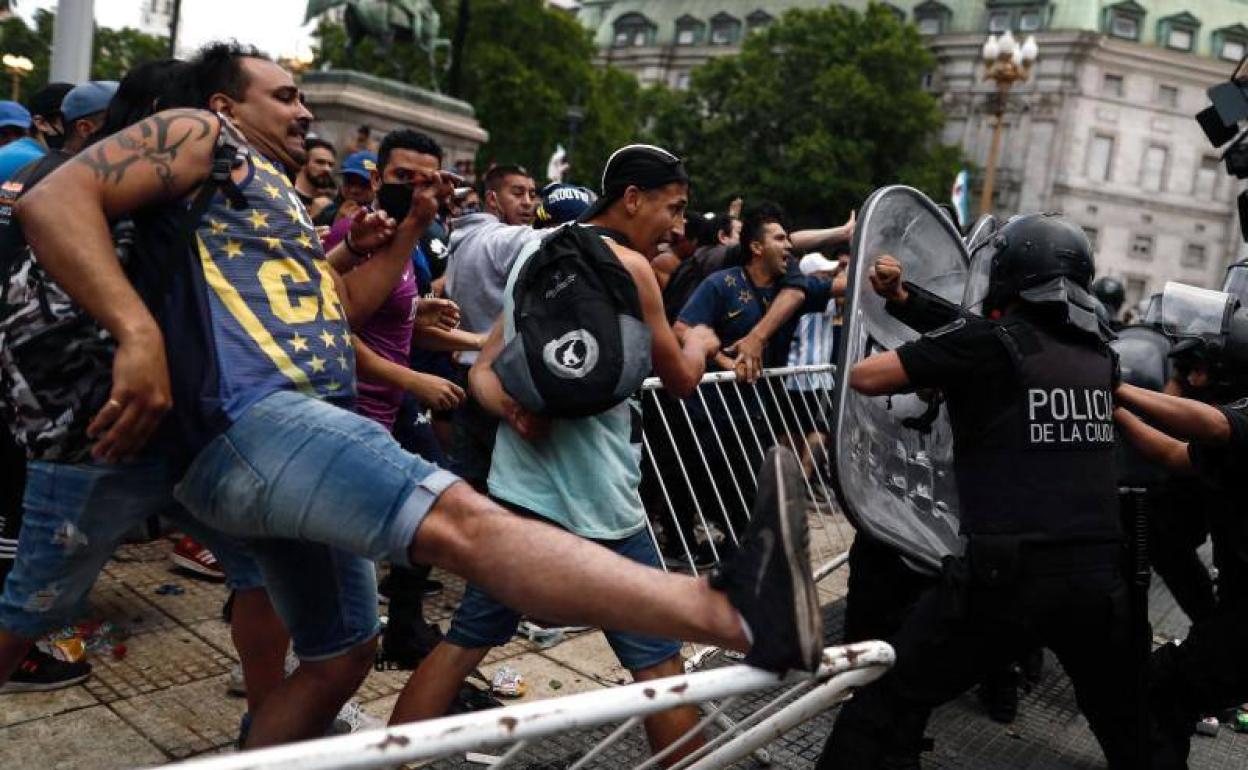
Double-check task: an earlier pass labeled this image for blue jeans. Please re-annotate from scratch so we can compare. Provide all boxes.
[0,458,263,640]
[447,521,681,672]
[175,390,460,566]
[175,390,461,658]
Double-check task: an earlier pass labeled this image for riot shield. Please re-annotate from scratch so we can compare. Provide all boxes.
[1111,325,1173,487]
[833,186,969,573]
[962,215,998,315]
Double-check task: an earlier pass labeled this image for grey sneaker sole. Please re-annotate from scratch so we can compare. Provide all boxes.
[770,447,823,671]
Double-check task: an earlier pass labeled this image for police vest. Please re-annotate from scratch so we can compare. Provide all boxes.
[954,319,1121,543]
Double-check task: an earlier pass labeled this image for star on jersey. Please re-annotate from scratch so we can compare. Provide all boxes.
[196,151,354,404]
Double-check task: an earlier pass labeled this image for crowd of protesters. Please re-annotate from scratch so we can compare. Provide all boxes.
[3,34,1244,770]
[0,41,844,763]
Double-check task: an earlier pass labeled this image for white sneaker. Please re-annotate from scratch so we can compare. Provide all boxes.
[329,700,383,735]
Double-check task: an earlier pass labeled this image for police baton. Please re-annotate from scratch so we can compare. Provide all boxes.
[1119,486,1152,769]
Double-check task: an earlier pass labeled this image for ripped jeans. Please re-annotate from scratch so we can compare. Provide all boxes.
[0,458,264,640]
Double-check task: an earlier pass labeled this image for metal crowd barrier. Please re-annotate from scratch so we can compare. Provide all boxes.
[157,641,894,770]
[156,364,870,769]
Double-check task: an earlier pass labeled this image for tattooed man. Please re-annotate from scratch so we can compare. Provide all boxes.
[18,42,822,749]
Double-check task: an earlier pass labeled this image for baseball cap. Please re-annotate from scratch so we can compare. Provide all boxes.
[341,150,377,180]
[29,82,73,119]
[578,144,689,222]
[799,252,841,276]
[536,182,594,226]
[61,81,119,122]
[0,101,31,130]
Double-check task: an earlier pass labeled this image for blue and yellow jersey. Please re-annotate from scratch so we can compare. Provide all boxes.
[193,146,355,421]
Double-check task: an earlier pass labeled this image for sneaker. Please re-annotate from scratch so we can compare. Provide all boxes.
[1,647,92,693]
[328,699,382,735]
[710,447,822,673]
[170,536,225,581]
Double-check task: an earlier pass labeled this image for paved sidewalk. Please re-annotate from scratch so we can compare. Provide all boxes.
[2,530,1246,769]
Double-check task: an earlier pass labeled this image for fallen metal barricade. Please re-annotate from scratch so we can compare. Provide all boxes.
[155,641,893,770]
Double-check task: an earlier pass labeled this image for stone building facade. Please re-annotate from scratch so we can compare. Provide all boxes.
[578,0,1248,305]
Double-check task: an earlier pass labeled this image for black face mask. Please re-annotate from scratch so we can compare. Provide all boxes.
[376,182,414,221]
[42,129,65,151]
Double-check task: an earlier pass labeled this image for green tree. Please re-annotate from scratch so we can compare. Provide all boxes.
[646,3,962,225]
[0,10,167,102]
[311,0,642,186]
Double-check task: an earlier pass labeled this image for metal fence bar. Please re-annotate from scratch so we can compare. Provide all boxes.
[711,381,759,488]
[649,388,723,564]
[641,432,699,574]
[565,717,644,770]
[154,641,895,770]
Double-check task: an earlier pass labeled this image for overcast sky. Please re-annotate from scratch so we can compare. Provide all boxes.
[20,0,319,59]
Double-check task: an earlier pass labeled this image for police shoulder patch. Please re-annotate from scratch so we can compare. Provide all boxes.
[924,318,967,339]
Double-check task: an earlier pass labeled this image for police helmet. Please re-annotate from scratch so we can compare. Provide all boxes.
[984,214,1093,309]
[1091,276,1126,314]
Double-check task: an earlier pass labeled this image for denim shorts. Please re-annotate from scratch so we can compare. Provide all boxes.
[446,520,682,672]
[174,390,461,567]
[0,457,264,640]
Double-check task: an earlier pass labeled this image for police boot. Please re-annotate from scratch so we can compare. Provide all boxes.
[977,663,1020,724]
[1149,641,1195,770]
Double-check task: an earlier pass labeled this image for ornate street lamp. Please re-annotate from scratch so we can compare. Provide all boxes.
[2,54,33,102]
[978,30,1038,216]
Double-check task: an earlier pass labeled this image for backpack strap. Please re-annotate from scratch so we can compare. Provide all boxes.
[154,114,246,291]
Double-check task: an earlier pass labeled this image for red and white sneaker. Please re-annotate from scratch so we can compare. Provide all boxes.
[170,536,225,581]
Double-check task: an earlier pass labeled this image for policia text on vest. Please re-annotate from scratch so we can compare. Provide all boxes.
[1027,387,1115,445]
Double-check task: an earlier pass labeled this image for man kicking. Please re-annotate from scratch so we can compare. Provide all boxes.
[18,43,823,747]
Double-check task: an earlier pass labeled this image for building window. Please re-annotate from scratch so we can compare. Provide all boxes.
[746,10,773,34]
[1102,73,1124,97]
[1183,243,1208,268]
[1019,9,1043,32]
[987,10,1010,33]
[1130,234,1154,260]
[1084,227,1100,251]
[1158,12,1200,52]
[1194,156,1220,199]
[710,13,742,45]
[1158,84,1179,108]
[675,16,703,46]
[1088,134,1115,182]
[1213,24,1248,61]
[674,71,691,90]
[1104,1,1145,41]
[914,1,952,36]
[612,13,655,47]
[1140,145,1168,192]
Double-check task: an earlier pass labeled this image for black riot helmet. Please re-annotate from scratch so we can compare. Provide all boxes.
[977,213,1104,337]
[1091,276,1126,315]
[1160,281,1248,396]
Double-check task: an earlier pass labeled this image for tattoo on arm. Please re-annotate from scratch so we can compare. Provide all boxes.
[75,111,214,191]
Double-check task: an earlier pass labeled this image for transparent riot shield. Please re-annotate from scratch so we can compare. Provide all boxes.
[832,186,969,573]
[962,214,999,315]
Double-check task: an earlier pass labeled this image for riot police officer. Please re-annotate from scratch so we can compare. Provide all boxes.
[819,213,1143,768]
[1116,282,1248,768]
[1093,276,1127,330]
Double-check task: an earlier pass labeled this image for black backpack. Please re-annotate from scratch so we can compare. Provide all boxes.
[493,224,652,419]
